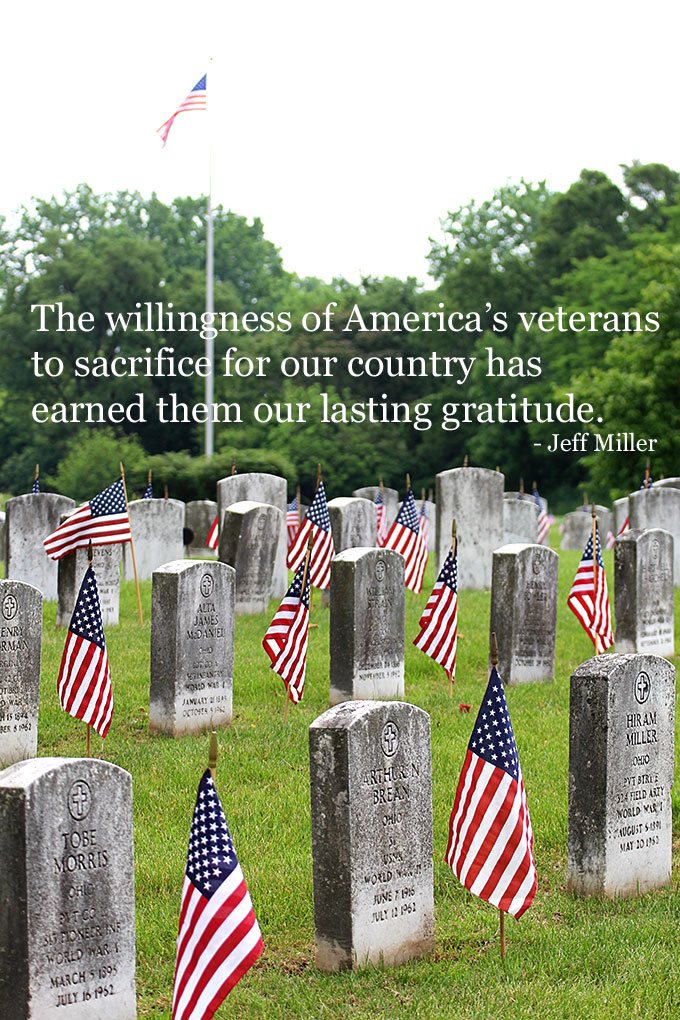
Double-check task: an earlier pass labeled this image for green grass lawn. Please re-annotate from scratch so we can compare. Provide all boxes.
[34,530,680,1019]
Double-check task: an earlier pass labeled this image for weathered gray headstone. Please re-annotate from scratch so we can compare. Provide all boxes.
[327,497,376,552]
[505,491,548,515]
[654,477,680,489]
[185,500,218,558]
[0,581,42,768]
[217,473,287,597]
[421,501,436,552]
[0,511,5,565]
[218,501,282,614]
[352,486,399,531]
[614,529,674,657]
[613,497,630,536]
[6,493,76,601]
[561,508,610,551]
[329,549,405,705]
[502,500,539,546]
[150,560,234,736]
[435,467,503,588]
[566,653,675,898]
[490,544,558,684]
[122,498,185,582]
[310,701,434,971]
[628,487,680,583]
[0,757,136,1019]
[57,544,122,628]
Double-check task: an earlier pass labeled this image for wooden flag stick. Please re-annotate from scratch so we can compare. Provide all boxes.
[592,504,600,655]
[645,458,650,489]
[231,456,236,477]
[120,462,143,625]
[208,729,218,780]
[449,518,457,699]
[316,463,322,490]
[519,477,524,498]
[463,454,468,468]
[583,492,588,509]
[148,469,152,487]
[34,463,39,483]
[296,485,301,529]
[406,473,411,492]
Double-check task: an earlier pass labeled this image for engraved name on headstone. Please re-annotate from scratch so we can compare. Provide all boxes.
[329,549,405,705]
[309,701,434,971]
[490,544,558,685]
[149,560,234,736]
[614,529,674,657]
[567,653,675,898]
[0,580,42,767]
[0,757,136,1019]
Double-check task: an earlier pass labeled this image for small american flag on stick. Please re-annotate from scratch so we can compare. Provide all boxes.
[263,542,312,704]
[157,74,207,147]
[374,488,388,547]
[567,519,613,652]
[445,657,537,922]
[287,481,334,589]
[414,534,458,684]
[384,484,427,593]
[56,564,113,739]
[43,479,131,560]
[172,769,263,1020]
[286,493,300,549]
[533,484,549,545]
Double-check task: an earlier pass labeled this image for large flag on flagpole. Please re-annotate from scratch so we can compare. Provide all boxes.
[56,565,113,739]
[157,74,207,147]
[172,770,263,1020]
[287,482,334,589]
[384,486,427,593]
[445,663,537,919]
[413,541,458,681]
[262,556,311,703]
[567,521,613,652]
[43,479,132,560]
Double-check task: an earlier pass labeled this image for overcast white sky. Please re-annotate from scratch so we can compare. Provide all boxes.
[3,1,679,285]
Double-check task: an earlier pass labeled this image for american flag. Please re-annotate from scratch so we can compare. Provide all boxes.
[32,475,40,494]
[143,482,153,499]
[384,487,427,593]
[445,665,537,919]
[413,542,458,680]
[605,529,616,550]
[533,488,549,545]
[567,523,613,651]
[287,482,334,589]
[43,479,131,560]
[419,495,431,551]
[172,770,263,1020]
[157,74,207,147]
[56,565,113,739]
[262,558,311,703]
[618,516,630,537]
[206,515,219,552]
[286,495,300,549]
[374,490,387,547]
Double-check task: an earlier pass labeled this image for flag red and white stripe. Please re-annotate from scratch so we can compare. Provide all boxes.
[158,74,207,147]
[286,495,300,549]
[384,487,426,593]
[618,516,630,537]
[414,543,458,680]
[567,522,613,651]
[445,666,537,919]
[44,479,131,560]
[262,557,311,703]
[533,488,549,545]
[206,515,219,551]
[287,482,334,589]
[172,770,263,1020]
[57,565,113,738]
[374,490,388,547]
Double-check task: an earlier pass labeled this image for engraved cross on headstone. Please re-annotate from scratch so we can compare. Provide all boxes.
[635,672,650,704]
[382,722,398,756]
[69,781,90,819]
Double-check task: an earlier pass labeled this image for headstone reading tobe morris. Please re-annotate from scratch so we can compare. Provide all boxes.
[567,654,675,898]
[149,560,234,736]
[329,549,405,705]
[489,544,558,685]
[0,580,42,767]
[5,493,75,601]
[309,701,434,971]
[435,467,503,588]
[218,501,282,614]
[0,757,136,1020]
[614,529,674,657]
[57,543,122,628]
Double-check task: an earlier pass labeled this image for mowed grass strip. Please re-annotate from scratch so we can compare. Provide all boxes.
[35,533,680,1019]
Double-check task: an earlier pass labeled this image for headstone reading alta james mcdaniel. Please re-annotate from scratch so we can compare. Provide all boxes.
[309,700,434,971]
[329,549,405,705]
[57,543,122,628]
[0,757,136,1019]
[5,493,75,602]
[149,560,234,736]
[218,500,282,614]
[0,580,42,767]
[566,653,675,898]
[489,544,558,685]
[614,529,674,657]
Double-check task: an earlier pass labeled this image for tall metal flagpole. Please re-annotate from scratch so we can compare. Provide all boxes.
[205,57,214,458]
